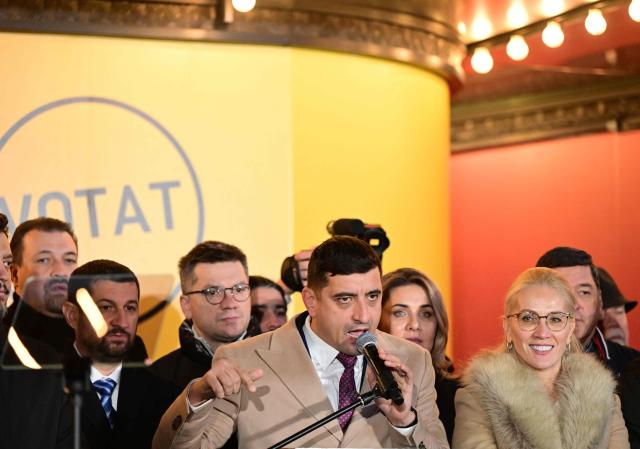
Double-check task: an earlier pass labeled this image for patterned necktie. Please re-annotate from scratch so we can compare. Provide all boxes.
[93,378,117,428]
[336,352,358,432]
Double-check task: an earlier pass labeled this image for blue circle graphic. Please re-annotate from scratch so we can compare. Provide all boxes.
[0,96,204,313]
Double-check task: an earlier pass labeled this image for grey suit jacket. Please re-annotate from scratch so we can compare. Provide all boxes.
[153,315,449,449]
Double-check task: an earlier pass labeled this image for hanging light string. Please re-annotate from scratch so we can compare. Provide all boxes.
[466,0,638,73]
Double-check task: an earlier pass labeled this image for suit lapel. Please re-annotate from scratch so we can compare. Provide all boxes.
[256,320,342,442]
[113,368,143,431]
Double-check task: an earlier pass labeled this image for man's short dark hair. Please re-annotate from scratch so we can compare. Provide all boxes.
[10,217,78,265]
[307,236,381,289]
[0,213,8,238]
[249,275,285,301]
[536,246,600,290]
[68,259,139,304]
[178,241,248,290]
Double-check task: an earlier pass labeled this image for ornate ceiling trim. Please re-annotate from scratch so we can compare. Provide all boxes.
[0,0,465,86]
[451,79,640,152]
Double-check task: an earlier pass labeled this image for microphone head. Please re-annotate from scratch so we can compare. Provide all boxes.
[356,332,377,354]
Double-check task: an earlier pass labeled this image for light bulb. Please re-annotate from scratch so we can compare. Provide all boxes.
[630,0,640,22]
[471,47,494,74]
[506,35,529,61]
[470,16,493,40]
[507,2,529,28]
[585,9,607,36]
[541,0,565,17]
[542,21,564,48]
[232,0,256,13]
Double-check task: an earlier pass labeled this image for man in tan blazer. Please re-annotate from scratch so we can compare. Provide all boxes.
[153,236,449,449]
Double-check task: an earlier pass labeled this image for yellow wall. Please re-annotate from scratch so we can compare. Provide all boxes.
[0,32,451,359]
[290,49,451,316]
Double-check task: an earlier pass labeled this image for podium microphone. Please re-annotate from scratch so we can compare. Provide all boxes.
[356,332,404,406]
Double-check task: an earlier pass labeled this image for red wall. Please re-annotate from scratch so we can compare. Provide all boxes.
[450,130,640,368]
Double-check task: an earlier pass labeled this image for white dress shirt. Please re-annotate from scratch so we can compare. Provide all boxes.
[302,315,364,411]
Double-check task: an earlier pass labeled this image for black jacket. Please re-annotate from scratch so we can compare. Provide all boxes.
[150,320,239,449]
[64,349,179,449]
[0,325,72,449]
[150,320,212,390]
[619,356,640,449]
[586,327,640,377]
[434,373,460,446]
[3,294,74,356]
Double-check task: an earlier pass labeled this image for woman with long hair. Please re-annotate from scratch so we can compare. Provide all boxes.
[379,267,458,444]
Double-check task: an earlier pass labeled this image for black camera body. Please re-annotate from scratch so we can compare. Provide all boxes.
[280,218,390,293]
[326,218,390,261]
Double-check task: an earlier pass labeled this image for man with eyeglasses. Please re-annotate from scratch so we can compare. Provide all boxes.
[537,246,640,376]
[153,236,448,449]
[151,240,252,389]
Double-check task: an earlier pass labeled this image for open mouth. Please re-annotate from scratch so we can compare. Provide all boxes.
[529,344,553,354]
[346,328,369,340]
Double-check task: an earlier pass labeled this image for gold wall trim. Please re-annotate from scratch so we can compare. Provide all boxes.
[0,0,465,86]
[451,79,640,152]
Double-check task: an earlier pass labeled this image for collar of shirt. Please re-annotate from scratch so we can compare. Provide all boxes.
[302,315,364,411]
[191,325,246,356]
[90,363,123,410]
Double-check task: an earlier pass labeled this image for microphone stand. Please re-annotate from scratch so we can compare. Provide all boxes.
[267,388,381,449]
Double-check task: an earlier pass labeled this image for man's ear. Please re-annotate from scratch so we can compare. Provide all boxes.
[302,287,317,317]
[9,263,18,288]
[62,301,79,330]
[180,295,193,320]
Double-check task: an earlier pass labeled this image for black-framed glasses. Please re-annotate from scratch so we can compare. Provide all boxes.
[506,310,573,332]
[183,283,250,305]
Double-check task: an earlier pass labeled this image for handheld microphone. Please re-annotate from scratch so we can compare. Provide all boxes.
[356,332,404,406]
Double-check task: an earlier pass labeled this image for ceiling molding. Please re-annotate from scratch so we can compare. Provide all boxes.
[451,78,640,151]
[0,0,465,86]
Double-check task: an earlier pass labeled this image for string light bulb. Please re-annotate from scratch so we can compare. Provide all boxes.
[630,0,640,22]
[542,21,565,48]
[506,35,529,61]
[470,15,493,40]
[507,2,529,28]
[471,47,494,74]
[541,0,565,17]
[585,9,607,35]
[232,0,256,13]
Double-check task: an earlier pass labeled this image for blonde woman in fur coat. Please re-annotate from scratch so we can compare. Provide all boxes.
[452,267,630,449]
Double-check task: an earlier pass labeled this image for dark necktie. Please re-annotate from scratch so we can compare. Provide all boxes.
[93,378,117,428]
[336,352,358,432]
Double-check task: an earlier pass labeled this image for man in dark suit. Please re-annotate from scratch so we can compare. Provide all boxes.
[62,259,178,449]
[153,236,449,449]
[151,241,253,390]
[620,356,640,449]
[0,213,72,449]
[537,247,640,376]
[3,217,78,355]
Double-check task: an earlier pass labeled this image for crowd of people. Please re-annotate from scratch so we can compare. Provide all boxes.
[0,213,638,449]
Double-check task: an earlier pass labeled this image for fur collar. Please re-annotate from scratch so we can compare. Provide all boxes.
[463,350,616,449]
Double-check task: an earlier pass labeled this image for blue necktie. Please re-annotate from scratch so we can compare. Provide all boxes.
[93,378,117,428]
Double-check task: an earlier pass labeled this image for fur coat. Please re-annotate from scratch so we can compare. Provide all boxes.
[452,350,630,449]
